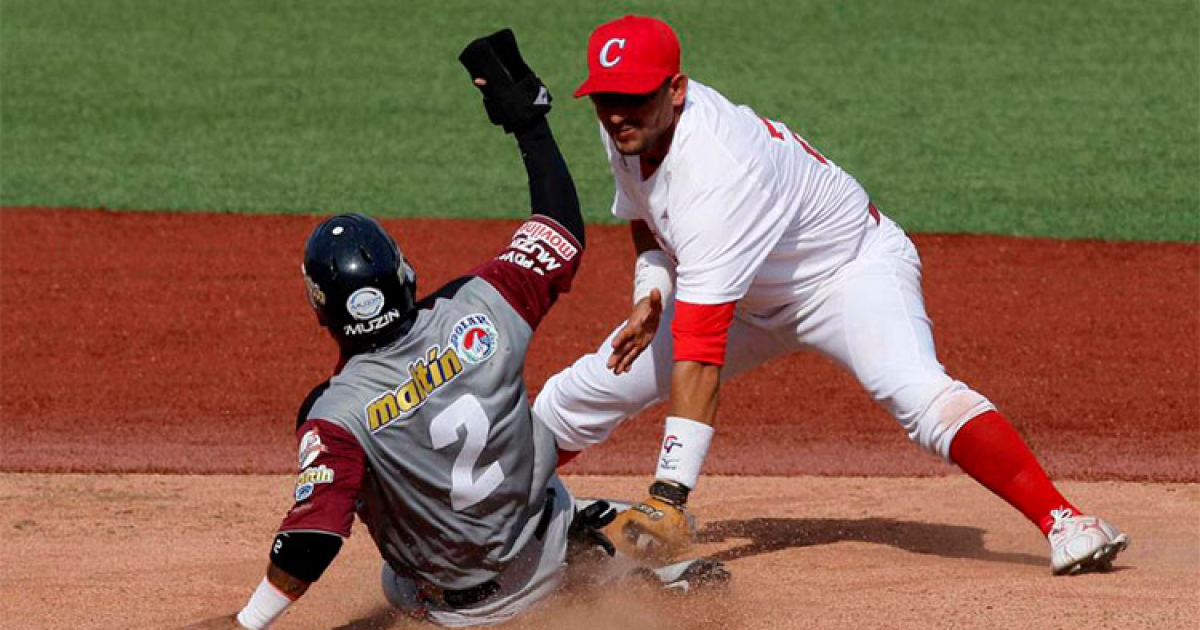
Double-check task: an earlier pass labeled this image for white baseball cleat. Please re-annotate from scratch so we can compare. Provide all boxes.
[1047,508,1129,575]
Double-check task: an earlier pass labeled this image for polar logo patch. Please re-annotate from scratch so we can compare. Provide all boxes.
[347,287,385,321]
[449,314,499,364]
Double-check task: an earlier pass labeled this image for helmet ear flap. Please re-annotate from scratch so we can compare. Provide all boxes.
[301,262,329,322]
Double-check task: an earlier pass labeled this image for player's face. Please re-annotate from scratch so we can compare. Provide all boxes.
[591,75,688,159]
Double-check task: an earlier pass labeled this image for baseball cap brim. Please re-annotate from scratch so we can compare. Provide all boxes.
[573,72,670,98]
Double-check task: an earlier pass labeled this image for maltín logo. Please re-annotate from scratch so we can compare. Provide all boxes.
[294,465,334,502]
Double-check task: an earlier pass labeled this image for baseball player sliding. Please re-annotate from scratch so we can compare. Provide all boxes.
[186,29,726,630]
[535,15,1128,575]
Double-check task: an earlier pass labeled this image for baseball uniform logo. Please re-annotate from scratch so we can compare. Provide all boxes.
[498,219,578,277]
[599,38,625,67]
[365,344,465,432]
[294,465,334,502]
[347,287,386,321]
[449,314,499,364]
[302,269,326,307]
[297,427,326,469]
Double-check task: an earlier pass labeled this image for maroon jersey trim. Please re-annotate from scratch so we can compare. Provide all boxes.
[471,215,582,329]
[278,419,365,538]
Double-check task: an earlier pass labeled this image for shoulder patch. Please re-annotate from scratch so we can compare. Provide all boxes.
[294,465,335,502]
[448,313,499,364]
[496,220,578,277]
[298,426,326,470]
[513,220,579,261]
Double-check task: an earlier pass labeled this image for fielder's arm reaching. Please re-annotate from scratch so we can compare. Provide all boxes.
[601,219,729,558]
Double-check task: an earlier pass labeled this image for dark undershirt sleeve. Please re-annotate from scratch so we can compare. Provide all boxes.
[514,119,584,246]
[458,119,585,329]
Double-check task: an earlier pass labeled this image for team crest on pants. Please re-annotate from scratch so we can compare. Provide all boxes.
[449,314,499,364]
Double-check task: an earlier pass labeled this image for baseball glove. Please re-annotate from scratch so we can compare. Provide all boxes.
[459,28,551,133]
[606,496,696,563]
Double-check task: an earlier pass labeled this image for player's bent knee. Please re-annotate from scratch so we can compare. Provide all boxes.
[905,381,994,460]
[533,371,613,451]
[532,350,669,452]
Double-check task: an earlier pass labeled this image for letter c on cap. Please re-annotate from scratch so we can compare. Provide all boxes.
[599,38,625,68]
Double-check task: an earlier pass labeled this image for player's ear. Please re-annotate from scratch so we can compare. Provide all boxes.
[669,74,688,107]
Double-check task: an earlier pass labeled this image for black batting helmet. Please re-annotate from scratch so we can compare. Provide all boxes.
[302,213,417,354]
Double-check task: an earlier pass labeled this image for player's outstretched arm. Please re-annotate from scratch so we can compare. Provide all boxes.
[609,220,671,373]
[190,417,361,630]
[610,297,733,563]
[179,562,308,629]
[180,565,312,630]
[460,29,583,247]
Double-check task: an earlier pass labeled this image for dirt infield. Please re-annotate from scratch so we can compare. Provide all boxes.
[1,207,1198,629]
[1,474,1196,629]
[1,208,1197,479]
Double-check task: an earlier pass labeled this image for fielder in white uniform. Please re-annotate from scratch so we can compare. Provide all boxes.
[534,15,1128,575]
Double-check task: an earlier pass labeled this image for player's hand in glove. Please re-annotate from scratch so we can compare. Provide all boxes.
[607,481,696,563]
[459,29,552,133]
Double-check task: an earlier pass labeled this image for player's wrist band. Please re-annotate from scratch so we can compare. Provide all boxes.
[236,577,293,630]
[654,415,714,492]
[649,479,690,506]
[633,249,674,304]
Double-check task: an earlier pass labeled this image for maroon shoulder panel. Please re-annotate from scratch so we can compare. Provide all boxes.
[277,419,365,538]
[470,215,583,329]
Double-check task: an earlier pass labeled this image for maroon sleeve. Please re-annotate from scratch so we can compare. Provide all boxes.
[470,215,583,329]
[278,419,365,538]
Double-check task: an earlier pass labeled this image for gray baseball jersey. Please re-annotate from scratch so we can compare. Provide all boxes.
[278,216,582,591]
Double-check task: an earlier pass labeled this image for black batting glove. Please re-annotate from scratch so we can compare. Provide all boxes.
[459,28,552,133]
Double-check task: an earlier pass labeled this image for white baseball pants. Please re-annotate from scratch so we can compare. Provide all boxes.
[534,215,994,460]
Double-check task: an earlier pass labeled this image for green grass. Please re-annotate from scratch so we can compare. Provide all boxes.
[2,0,1196,240]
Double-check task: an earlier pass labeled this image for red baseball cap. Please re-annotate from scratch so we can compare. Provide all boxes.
[574,15,681,98]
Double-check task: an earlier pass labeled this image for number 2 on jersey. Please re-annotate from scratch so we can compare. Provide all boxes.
[429,395,505,511]
[758,116,828,164]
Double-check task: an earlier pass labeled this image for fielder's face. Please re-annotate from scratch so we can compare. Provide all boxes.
[590,74,688,158]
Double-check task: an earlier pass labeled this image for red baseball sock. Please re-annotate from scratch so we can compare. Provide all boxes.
[949,410,1078,536]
